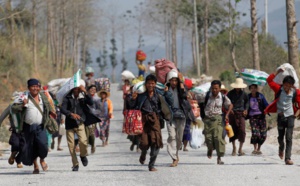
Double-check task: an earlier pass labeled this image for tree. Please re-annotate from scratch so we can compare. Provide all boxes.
[286,0,299,76]
[250,0,260,70]
[96,45,108,76]
[204,0,210,74]
[110,38,117,83]
[32,0,37,74]
[228,0,240,72]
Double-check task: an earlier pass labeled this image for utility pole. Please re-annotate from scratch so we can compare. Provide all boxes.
[265,0,268,34]
[193,0,200,76]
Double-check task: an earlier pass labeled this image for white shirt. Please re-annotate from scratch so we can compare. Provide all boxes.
[170,87,180,109]
[24,94,44,125]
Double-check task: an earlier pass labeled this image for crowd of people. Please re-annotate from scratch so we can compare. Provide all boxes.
[3,56,300,173]
[121,59,300,171]
[5,70,114,173]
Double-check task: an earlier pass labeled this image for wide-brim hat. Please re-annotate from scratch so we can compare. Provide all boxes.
[230,78,247,89]
[98,89,110,97]
[220,84,228,93]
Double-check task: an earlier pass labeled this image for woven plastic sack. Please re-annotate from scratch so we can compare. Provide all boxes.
[274,63,299,88]
[133,81,165,94]
[190,82,211,94]
[238,68,269,86]
[121,70,135,80]
[155,58,177,84]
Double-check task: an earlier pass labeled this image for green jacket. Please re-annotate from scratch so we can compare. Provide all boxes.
[11,93,54,132]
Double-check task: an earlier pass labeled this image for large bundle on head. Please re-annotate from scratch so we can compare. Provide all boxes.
[121,70,135,80]
[155,58,177,84]
[274,63,299,88]
[136,50,146,61]
[238,68,269,86]
[149,66,156,74]
[56,70,84,104]
[47,78,70,95]
[95,78,110,92]
[85,66,94,74]
[190,82,211,95]
[133,81,165,94]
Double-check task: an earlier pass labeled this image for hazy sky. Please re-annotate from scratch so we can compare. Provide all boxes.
[101,0,300,50]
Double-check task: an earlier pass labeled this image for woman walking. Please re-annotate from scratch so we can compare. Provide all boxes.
[98,89,113,146]
[247,84,269,155]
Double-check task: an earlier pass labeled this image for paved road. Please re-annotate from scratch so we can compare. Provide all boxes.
[1,84,300,186]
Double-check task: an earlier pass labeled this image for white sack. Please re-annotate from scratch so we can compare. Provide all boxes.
[121,70,135,80]
[274,63,299,88]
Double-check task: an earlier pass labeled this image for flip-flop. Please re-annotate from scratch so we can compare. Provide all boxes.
[238,152,245,156]
[252,150,257,155]
[32,169,40,174]
[40,161,48,171]
[256,151,262,155]
[217,159,224,165]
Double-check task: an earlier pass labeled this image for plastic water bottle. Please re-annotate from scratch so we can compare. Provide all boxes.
[225,122,234,138]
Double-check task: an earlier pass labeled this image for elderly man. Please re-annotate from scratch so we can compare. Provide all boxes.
[61,85,100,171]
[11,78,53,174]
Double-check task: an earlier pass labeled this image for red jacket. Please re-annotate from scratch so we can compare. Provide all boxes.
[264,73,300,114]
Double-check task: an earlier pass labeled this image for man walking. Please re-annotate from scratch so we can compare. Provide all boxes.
[166,69,195,167]
[11,78,53,174]
[265,69,300,165]
[129,74,173,171]
[227,78,249,156]
[61,85,100,171]
[197,80,233,164]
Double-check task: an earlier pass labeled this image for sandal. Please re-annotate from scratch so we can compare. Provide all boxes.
[207,149,213,159]
[238,152,245,156]
[256,151,262,155]
[217,159,224,165]
[40,161,48,171]
[232,150,237,156]
[32,169,40,174]
[252,150,257,155]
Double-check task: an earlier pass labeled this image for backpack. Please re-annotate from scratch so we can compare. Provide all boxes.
[199,91,225,119]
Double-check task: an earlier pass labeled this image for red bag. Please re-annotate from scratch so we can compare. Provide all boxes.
[189,100,200,118]
[155,58,177,84]
[184,78,193,90]
[123,110,143,135]
[136,50,146,61]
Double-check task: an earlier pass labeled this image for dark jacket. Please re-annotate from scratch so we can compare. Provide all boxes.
[247,92,269,117]
[129,88,173,121]
[166,82,196,122]
[60,92,101,130]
